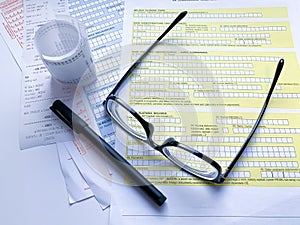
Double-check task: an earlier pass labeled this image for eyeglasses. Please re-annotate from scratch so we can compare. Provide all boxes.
[103,11,284,183]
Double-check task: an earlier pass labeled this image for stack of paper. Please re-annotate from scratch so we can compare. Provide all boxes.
[1,0,300,224]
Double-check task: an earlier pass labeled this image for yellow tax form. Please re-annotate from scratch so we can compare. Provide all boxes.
[117,6,300,187]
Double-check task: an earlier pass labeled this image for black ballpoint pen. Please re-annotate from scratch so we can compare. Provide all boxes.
[50,99,167,206]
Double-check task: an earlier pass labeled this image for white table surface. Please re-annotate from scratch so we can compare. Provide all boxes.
[0,36,110,225]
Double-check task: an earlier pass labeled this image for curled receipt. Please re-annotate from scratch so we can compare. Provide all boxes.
[34,16,96,85]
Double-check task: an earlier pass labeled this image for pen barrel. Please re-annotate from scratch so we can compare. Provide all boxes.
[50,99,167,206]
[81,126,167,206]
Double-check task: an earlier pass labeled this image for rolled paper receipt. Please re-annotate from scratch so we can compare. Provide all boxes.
[34,16,96,85]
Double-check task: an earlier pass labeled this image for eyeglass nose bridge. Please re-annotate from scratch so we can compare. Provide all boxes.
[137,117,158,149]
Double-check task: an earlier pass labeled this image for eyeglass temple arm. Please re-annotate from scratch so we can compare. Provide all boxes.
[108,11,188,96]
[221,59,284,181]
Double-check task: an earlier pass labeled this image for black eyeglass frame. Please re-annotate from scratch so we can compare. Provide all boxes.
[103,11,284,183]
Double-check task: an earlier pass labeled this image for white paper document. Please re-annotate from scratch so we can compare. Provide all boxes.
[0,0,23,68]
[110,203,300,225]
[57,142,94,205]
[20,0,75,149]
[62,141,111,209]
[106,0,300,221]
